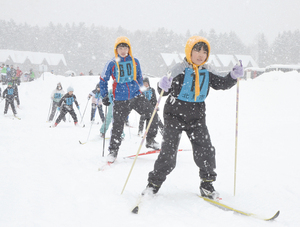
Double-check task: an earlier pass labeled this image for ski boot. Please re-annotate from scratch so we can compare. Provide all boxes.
[146,138,160,150]
[200,181,219,200]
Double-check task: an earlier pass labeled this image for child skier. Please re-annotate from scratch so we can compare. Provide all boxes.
[88,83,105,122]
[100,36,159,163]
[49,82,65,122]
[3,82,20,116]
[143,36,244,199]
[52,86,80,127]
[138,77,164,136]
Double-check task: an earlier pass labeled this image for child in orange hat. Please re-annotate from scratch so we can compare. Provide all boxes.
[144,36,244,199]
[100,36,160,163]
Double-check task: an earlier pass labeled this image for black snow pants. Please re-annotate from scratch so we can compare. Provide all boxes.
[55,105,78,124]
[49,101,66,122]
[148,117,217,187]
[139,114,164,135]
[109,94,158,154]
[4,98,17,114]
[91,103,105,122]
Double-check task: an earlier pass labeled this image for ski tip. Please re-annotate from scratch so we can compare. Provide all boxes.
[266,210,280,221]
[131,206,139,214]
[79,140,87,145]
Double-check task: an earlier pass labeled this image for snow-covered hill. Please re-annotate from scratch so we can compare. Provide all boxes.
[0,71,299,227]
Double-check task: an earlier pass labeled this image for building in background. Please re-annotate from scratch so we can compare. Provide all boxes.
[0,50,67,76]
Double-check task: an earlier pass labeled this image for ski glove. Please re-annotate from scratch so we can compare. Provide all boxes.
[57,107,60,111]
[231,60,244,79]
[159,76,173,92]
[102,95,110,106]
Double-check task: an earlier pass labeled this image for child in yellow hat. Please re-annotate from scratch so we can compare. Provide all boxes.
[100,36,160,163]
[143,36,244,199]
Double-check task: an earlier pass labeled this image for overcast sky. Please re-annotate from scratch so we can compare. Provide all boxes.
[1,0,299,45]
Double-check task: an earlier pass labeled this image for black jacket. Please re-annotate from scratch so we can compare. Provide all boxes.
[158,65,236,127]
[2,86,20,105]
[142,87,157,107]
[58,93,79,109]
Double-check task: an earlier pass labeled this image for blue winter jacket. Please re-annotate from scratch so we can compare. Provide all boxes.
[100,55,143,101]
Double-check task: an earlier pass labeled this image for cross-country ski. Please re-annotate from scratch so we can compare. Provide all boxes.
[131,193,280,221]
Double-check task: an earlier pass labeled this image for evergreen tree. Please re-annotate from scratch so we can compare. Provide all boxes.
[257,33,269,67]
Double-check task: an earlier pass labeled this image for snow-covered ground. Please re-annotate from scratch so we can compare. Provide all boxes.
[0,71,299,227]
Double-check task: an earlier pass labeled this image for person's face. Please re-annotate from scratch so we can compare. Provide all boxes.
[68,91,73,95]
[143,82,149,88]
[191,47,207,65]
[117,46,129,58]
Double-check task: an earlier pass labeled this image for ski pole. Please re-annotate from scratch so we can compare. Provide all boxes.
[47,101,52,121]
[102,105,108,157]
[85,112,96,142]
[79,108,97,144]
[52,108,60,124]
[78,108,83,124]
[234,78,239,196]
[80,99,89,124]
[234,60,242,196]
[121,88,165,194]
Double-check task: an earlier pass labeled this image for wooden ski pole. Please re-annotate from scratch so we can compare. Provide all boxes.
[234,77,240,196]
[121,88,164,194]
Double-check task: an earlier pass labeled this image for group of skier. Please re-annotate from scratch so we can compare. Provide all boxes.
[0,64,35,85]
[1,64,36,117]
[98,35,243,199]
[48,79,108,128]
[3,34,244,201]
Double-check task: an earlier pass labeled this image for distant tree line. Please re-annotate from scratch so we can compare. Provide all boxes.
[0,19,299,76]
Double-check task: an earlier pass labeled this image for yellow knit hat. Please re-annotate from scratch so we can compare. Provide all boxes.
[114,36,137,82]
[185,36,210,101]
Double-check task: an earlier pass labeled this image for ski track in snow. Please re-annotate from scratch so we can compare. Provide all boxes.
[0,72,299,226]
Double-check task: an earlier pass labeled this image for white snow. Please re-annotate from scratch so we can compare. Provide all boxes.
[0,71,299,227]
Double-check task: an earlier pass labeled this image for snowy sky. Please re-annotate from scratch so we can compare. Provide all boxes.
[1,0,299,45]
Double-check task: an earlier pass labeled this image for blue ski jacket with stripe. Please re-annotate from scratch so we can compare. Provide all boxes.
[99,55,143,101]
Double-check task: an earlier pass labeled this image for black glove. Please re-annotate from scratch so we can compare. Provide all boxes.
[102,95,111,106]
